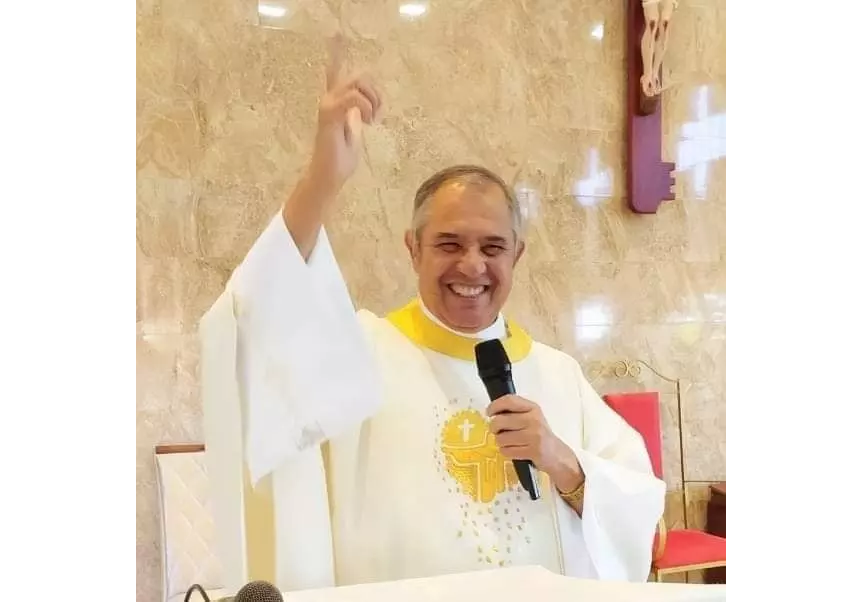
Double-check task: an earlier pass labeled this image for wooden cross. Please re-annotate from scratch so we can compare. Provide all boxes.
[626,0,677,214]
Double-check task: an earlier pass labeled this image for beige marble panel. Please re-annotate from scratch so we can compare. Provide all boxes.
[664,489,685,531]
[136,334,178,413]
[683,384,726,482]
[137,258,231,335]
[136,0,726,599]
[684,482,715,532]
[136,99,205,180]
[137,177,200,258]
[137,335,203,438]
[661,0,726,83]
[160,0,259,27]
[546,261,722,326]
[136,0,160,18]
[194,178,284,260]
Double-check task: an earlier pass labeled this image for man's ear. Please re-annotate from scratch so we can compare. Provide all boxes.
[514,240,526,266]
[404,229,420,270]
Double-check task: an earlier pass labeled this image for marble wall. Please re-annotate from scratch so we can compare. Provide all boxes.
[137,0,725,598]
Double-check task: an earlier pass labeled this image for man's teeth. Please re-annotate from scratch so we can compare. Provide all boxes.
[449,284,486,298]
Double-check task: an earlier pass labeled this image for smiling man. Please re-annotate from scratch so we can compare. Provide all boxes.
[200,39,665,594]
[407,167,523,334]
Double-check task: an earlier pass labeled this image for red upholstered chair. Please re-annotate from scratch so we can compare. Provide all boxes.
[602,392,726,582]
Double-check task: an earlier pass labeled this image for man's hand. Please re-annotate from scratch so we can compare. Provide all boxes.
[308,34,383,197]
[282,34,383,259]
[487,394,584,494]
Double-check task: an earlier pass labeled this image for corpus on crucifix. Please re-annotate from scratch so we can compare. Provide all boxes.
[639,0,677,99]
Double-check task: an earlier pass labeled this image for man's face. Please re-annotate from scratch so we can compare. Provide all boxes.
[405,180,524,333]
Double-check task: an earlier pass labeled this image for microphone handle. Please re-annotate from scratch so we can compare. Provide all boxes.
[485,376,541,501]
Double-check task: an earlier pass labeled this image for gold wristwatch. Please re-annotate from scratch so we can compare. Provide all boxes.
[558,478,586,506]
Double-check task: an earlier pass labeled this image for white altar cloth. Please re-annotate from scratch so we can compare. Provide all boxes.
[283,565,726,602]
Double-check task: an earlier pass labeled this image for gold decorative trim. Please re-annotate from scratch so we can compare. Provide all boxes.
[586,359,678,384]
[655,559,727,577]
[243,465,276,583]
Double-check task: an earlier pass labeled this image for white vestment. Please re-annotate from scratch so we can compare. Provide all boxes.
[200,215,666,594]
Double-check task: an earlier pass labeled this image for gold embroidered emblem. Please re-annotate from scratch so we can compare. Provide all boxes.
[440,409,519,503]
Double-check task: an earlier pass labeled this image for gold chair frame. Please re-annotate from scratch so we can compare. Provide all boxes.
[586,359,726,582]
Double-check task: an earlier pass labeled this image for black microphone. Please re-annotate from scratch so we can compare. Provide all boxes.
[474,338,541,500]
[203,580,284,602]
[231,580,283,602]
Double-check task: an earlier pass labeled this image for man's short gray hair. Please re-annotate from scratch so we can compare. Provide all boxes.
[410,165,524,242]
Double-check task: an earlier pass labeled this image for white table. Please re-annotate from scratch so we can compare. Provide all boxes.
[285,566,726,602]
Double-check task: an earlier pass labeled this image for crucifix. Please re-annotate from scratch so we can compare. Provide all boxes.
[627,0,678,214]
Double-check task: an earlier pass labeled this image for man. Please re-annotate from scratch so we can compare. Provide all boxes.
[200,39,665,594]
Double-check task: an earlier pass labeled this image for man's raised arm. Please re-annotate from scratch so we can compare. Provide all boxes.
[199,38,385,590]
[202,35,384,485]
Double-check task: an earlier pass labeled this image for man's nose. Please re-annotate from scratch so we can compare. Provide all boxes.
[458,248,487,279]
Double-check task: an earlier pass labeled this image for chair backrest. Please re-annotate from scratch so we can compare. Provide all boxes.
[602,392,664,479]
[154,444,223,601]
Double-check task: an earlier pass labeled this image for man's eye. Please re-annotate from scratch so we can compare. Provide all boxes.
[482,245,506,256]
[437,242,461,252]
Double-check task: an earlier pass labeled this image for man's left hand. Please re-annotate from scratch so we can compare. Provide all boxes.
[487,394,584,493]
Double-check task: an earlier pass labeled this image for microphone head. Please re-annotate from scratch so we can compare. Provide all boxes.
[233,581,283,602]
[475,338,511,375]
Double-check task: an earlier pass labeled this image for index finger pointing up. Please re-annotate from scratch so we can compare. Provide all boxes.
[325,34,346,91]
